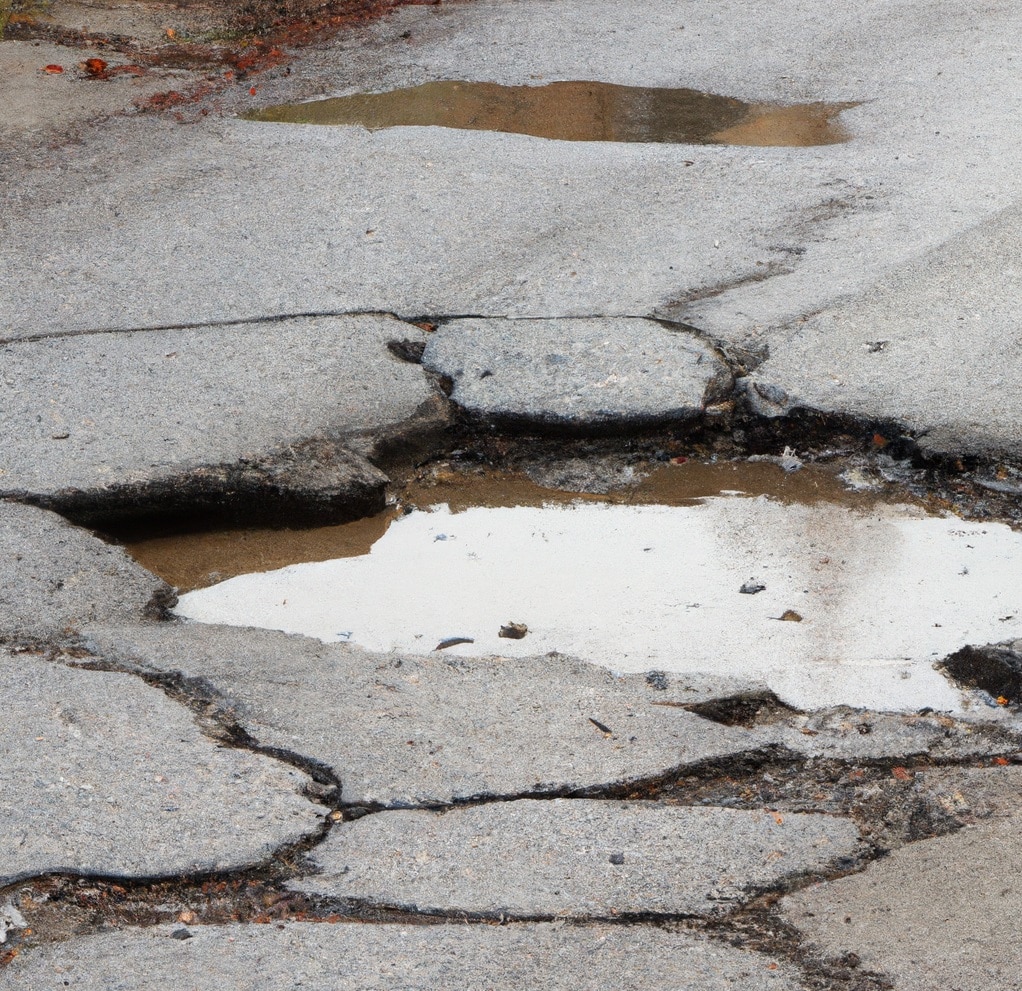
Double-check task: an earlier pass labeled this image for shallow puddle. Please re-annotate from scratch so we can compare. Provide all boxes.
[168,462,1022,713]
[128,462,882,592]
[245,80,855,147]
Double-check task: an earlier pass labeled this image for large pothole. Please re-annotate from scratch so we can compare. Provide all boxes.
[129,458,1022,713]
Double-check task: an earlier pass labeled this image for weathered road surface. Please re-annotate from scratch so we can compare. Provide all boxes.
[2,1,1022,988]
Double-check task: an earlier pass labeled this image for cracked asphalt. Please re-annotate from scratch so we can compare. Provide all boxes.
[3,1,1022,988]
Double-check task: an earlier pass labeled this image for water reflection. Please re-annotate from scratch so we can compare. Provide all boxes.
[245,80,856,147]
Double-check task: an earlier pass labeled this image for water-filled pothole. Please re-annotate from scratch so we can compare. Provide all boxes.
[245,80,857,146]
[126,461,881,593]
[160,461,1022,713]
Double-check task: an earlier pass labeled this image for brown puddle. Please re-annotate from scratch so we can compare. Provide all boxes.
[123,460,896,592]
[244,80,856,146]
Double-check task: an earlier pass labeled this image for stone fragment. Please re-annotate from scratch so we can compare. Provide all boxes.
[0,501,173,643]
[2,921,803,990]
[82,623,758,808]
[0,654,323,884]
[422,318,732,428]
[782,812,1022,991]
[293,798,861,916]
[0,315,430,519]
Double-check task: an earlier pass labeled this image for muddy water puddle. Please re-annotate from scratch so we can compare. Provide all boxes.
[245,80,856,146]
[126,461,882,592]
[143,460,1022,713]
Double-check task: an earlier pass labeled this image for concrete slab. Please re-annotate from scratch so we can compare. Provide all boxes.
[782,812,1022,991]
[743,203,1022,458]
[0,500,173,643]
[80,622,758,808]
[1,921,804,990]
[0,653,323,885]
[3,0,1021,456]
[754,708,1022,764]
[0,315,431,521]
[0,40,199,145]
[293,799,861,916]
[421,317,732,428]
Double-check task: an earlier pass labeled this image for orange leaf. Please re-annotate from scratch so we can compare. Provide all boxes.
[994,756,1010,766]
[891,766,912,782]
[42,64,64,73]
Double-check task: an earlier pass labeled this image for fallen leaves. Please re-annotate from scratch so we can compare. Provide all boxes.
[42,64,63,74]
[81,57,108,77]
[891,766,913,782]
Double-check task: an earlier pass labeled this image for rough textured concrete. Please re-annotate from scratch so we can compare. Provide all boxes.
[0,315,429,517]
[294,799,862,916]
[80,622,758,808]
[1,922,803,990]
[743,202,1022,457]
[0,654,323,884]
[0,41,199,145]
[3,1,1020,454]
[0,500,173,642]
[782,812,1022,991]
[753,707,1022,764]
[422,317,732,427]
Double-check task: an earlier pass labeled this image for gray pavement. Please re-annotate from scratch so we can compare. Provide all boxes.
[0,500,173,642]
[1,653,323,885]
[0,922,803,990]
[294,799,861,916]
[81,622,758,807]
[422,317,732,428]
[3,0,1022,455]
[782,811,1022,991]
[0,315,429,516]
[2,0,1022,984]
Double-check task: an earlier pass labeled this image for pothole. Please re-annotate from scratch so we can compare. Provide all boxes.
[244,80,857,146]
[120,460,884,593]
[145,459,1022,714]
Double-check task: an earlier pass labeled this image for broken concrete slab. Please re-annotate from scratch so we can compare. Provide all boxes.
[293,798,862,916]
[750,707,1022,765]
[2,921,804,990]
[742,203,1022,459]
[80,622,760,808]
[2,0,1018,458]
[421,317,732,429]
[0,314,431,522]
[0,500,173,643]
[0,653,323,885]
[782,811,1022,991]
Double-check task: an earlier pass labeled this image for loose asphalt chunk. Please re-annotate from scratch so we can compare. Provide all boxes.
[81,623,759,808]
[0,315,430,520]
[0,654,323,885]
[0,501,173,643]
[2,921,803,990]
[293,798,861,916]
[422,317,732,428]
[781,811,1022,991]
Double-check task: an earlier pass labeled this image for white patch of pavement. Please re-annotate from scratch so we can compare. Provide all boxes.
[174,498,1022,712]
